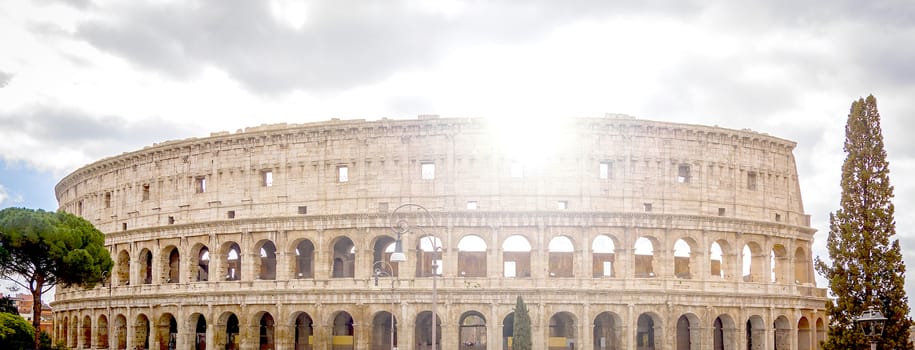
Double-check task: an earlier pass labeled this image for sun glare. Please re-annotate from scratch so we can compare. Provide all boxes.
[486,117,573,172]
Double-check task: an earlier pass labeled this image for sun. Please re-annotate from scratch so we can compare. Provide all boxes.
[485,116,573,172]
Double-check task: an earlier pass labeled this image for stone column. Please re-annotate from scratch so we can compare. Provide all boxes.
[489,226,500,279]
[130,243,140,286]
[577,303,588,350]
[724,251,739,281]
[313,323,327,350]
[314,229,327,280]
[276,323,294,350]
[658,234,672,279]
[442,317,458,350]
[401,304,414,350]
[125,312,135,350]
[243,323,258,350]
[625,305,634,350]
[690,324,704,350]
[696,243,709,281]
[275,231,289,281]
[243,252,258,282]
[210,236,223,283]
[532,225,546,281]
[619,229,632,279]
[532,303,544,350]
[443,226,456,279]
[352,320,363,350]
[489,303,500,350]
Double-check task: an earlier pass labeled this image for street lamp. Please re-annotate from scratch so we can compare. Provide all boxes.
[374,261,398,350]
[388,203,439,350]
[855,306,887,350]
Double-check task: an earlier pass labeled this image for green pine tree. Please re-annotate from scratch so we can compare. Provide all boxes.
[512,296,532,350]
[815,95,913,349]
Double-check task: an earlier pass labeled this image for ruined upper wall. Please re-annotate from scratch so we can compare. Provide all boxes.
[55,115,808,233]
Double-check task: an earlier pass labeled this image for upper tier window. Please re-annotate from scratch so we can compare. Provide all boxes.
[677,164,691,183]
[421,162,435,180]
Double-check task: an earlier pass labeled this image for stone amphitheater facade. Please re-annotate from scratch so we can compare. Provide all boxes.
[52,115,827,350]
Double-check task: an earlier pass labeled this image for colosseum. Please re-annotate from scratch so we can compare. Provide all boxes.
[52,115,827,350]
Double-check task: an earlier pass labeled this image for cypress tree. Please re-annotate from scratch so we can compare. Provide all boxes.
[512,296,532,350]
[815,95,913,349]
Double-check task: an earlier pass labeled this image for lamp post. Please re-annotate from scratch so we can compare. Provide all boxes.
[374,261,398,350]
[388,203,439,350]
[855,306,887,350]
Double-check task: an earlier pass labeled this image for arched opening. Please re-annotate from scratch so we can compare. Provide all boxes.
[60,316,68,346]
[196,246,210,282]
[797,317,811,350]
[331,237,356,278]
[636,313,659,349]
[502,313,515,350]
[373,236,399,277]
[459,311,486,350]
[458,235,487,278]
[258,240,278,280]
[548,312,577,350]
[371,311,397,350]
[259,313,275,350]
[794,248,809,284]
[712,315,736,350]
[771,245,787,283]
[294,312,314,350]
[82,315,92,349]
[140,249,153,284]
[164,246,180,283]
[773,316,790,350]
[634,237,656,278]
[746,316,765,350]
[416,235,443,277]
[295,240,315,279]
[157,313,177,350]
[710,241,724,278]
[189,314,206,350]
[70,316,78,348]
[676,316,689,350]
[97,315,109,349]
[136,314,150,350]
[673,239,694,279]
[815,318,825,347]
[117,250,131,286]
[224,242,241,281]
[114,314,127,350]
[548,236,574,278]
[332,312,355,350]
[593,312,621,350]
[415,311,442,350]
[592,235,616,278]
[224,314,240,350]
[503,235,532,278]
[742,243,764,282]
[675,314,700,350]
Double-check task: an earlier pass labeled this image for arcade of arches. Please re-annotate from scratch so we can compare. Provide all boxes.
[55,227,825,350]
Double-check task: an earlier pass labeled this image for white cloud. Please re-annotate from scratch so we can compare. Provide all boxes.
[0,184,24,208]
[0,184,8,205]
[2,0,915,304]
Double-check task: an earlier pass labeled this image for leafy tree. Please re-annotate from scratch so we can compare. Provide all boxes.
[38,330,67,350]
[0,312,34,349]
[0,295,17,314]
[512,296,532,350]
[815,95,913,349]
[0,208,114,349]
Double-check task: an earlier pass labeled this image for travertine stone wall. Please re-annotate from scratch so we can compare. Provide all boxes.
[52,115,826,350]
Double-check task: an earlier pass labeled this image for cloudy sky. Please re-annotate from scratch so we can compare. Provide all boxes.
[2,0,915,302]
